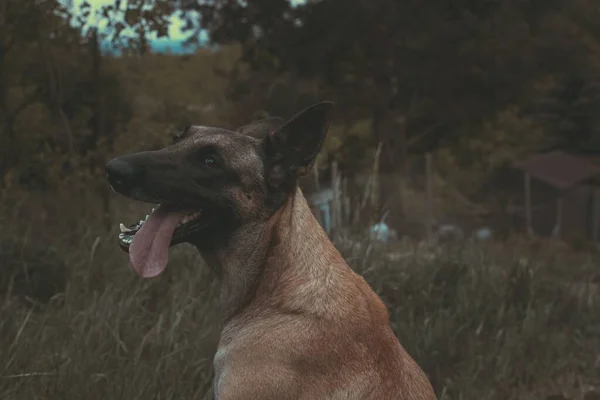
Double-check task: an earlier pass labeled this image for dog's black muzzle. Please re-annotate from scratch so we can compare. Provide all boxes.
[106,156,146,196]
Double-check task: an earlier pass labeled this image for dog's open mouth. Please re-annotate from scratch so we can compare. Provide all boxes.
[117,204,206,278]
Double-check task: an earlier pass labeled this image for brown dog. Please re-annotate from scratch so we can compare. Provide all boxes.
[106,102,436,399]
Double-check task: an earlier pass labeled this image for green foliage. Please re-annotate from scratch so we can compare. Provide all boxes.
[529,75,600,153]
[436,107,549,198]
[182,0,600,178]
[0,0,133,193]
[73,0,175,54]
[5,0,600,202]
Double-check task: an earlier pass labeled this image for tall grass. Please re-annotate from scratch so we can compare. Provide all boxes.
[1,191,599,399]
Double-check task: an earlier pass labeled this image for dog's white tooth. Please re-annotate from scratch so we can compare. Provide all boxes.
[119,223,133,233]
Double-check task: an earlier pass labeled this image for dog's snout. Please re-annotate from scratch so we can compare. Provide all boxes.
[106,158,145,193]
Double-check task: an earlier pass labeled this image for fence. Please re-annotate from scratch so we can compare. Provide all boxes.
[302,149,597,244]
[303,148,441,242]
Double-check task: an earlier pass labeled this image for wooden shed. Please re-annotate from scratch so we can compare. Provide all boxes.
[515,151,600,241]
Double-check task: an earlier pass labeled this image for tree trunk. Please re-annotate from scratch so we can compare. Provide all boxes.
[90,29,111,232]
[371,104,402,223]
[397,116,408,220]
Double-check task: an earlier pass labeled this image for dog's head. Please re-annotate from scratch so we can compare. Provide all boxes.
[106,101,334,278]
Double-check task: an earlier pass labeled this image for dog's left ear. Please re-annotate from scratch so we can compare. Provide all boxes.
[264,101,334,188]
[237,117,285,139]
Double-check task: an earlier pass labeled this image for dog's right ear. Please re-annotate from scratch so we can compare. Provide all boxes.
[263,101,334,188]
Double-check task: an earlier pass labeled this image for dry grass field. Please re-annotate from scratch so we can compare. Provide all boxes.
[1,194,599,400]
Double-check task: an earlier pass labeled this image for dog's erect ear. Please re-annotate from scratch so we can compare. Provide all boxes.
[263,101,334,188]
[237,117,285,139]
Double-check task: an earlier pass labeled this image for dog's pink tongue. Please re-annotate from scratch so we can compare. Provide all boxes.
[129,209,185,278]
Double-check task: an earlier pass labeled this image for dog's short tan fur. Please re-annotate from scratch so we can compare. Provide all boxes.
[106,102,436,399]
[208,189,435,399]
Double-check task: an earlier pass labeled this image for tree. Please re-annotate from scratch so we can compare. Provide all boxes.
[72,0,175,55]
[182,0,600,175]
[0,0,133,190]
[180,0,600,223]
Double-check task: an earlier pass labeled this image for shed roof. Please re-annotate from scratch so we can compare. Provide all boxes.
[514,151,600,190]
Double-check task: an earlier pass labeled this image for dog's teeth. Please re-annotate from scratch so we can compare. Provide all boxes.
[176,211,202,228]
[119,223,134,233]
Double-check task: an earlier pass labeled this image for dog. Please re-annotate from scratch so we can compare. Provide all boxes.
[106,102,436,400]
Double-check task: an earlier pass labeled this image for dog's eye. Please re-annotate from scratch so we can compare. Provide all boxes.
[203,156,216,167]
[197,147,221,167]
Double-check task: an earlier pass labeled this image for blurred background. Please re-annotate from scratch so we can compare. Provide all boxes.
[1,0,599,399]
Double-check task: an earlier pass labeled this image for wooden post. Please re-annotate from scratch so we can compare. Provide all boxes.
[335,173,343,232]
[524,172,532,235]
[322,202,331,234]
[313,203,323,227]
[342,177,350,228]
[554,197,563,239]
[425,152,433,243]
[331,161,338,234]
[593,188,599,242]
[372,143,382,219]
[313,155,320,192]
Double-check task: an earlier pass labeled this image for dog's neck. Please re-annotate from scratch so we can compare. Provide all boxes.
[196,187,342,322]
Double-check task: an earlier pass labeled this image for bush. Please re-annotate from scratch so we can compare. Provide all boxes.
[0,237,67,307]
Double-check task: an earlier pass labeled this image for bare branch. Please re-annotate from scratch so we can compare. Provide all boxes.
[37,29,75,155]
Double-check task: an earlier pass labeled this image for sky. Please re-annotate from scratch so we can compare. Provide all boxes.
[63,0,305,53]
[63,0,201,53]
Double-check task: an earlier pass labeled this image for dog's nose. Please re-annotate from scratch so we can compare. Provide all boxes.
[106,158,145,193]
